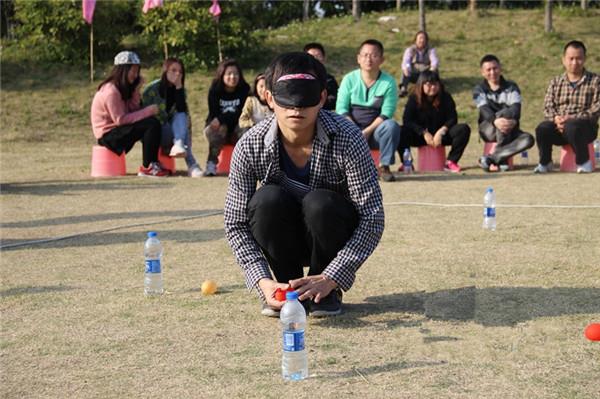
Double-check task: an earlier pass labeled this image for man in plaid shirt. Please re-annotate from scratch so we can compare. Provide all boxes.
[534,40,600,173]
[224,52,384,317]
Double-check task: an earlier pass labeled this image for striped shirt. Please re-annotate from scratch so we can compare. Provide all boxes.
[543,70,600,123]
[224,110,384,297]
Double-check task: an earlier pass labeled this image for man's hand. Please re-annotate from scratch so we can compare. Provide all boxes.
[423,131,434,146]
[289,275,337,303]
[554,115,571,133]
[494,117,516,134]
[362,129,372,140]
[258,278,290,310]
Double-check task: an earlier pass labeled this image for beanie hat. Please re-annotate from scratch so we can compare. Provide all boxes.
[114,51,141,66]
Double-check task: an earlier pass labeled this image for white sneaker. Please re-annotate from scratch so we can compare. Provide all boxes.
[533,163,553,173]
[576,160,593,173]
[169,140,187,158]
[203,161,217,177]
[188,164,203,178]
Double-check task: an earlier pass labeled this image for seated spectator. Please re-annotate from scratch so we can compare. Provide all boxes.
[398,71,470,173]
[304,42,339,111]
[203,59,250,176]
[398,31,439,98]
[336,39,401,182]
[143,57,202,177]
[239,73,272,132]
[224,52,383,317]
[534,40,599,173]
[473,54,534,172]
[91,51,168,177]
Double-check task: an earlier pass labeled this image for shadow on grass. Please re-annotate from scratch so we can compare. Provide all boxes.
[443,76,481,94]
[1,228,224,252]
[0,285,77,298]
[0,179,173,196]
[2,209,223,229]
[317,359,448,380]
[316,286,600,328]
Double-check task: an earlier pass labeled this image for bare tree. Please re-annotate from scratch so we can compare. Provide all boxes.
[396,0,402,11]
[499,0,505,8]
[545,0,553,33]
[303,0,309,22]
[581,0,588,10]
[469,0,477,13]
[352,0,361,22]
[418,0,426,32]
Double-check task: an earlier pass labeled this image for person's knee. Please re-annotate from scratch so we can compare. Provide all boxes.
[249,185,288,215]
[377,119,401,139]
[535,121,554,137]
[302,189,339,224]
[478,122,496,142]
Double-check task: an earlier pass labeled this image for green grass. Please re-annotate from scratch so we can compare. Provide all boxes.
[1,8,600,399]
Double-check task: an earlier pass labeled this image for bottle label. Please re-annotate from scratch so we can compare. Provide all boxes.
[282,330,305,352]
[145,259,161,273]
[484,207,496,217]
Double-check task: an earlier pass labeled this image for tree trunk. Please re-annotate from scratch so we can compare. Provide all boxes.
[581,0,588,10]
[544,0,553,33]
[352,0,361,22]
[499,0,505,8]
[303,0,309,22]
[396,0,402,11]
[418,0,426,32]
[469,0,476,13]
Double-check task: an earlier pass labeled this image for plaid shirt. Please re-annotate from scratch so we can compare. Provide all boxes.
[224,110,384,297]
[543,70,600,123]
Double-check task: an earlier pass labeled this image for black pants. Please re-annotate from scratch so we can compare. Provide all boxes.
[400,70,421,90]
[479,121,535,165]
[98,117,161,167]
[248,185,359,284]
[535,119,598,165]
[398,124,471,163]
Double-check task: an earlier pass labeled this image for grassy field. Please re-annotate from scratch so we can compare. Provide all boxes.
[1,8,600,399]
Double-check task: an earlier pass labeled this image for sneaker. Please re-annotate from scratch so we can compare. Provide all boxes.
[444,160,461,173]
[498,163,510,172]
[378,165,396,182]
[576,160,593,173]
[533,162,553,174]
[188,164,203,178]
[203,161,217,177]
[261,304,280,318]
[311,289,342,317]
[398,86,408,98]
[478,156,491,171]
[137,162,169,177]
[169,140,187,158]
[397,163,404,173]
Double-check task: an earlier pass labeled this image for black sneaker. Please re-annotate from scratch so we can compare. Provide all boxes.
[398,86,408,98]
[311,289,342,317]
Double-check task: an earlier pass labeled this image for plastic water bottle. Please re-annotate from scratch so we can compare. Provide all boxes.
[280,291,308,381]
[483,187,496,231]
[594,139,600,166]
[144,231,164,296]
[520,150,529,165]
[403,148,413,174]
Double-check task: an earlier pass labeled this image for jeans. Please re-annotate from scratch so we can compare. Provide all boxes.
[535,119,598,165]
[368,119,402,166]
[479,121,535,165]
[248,185,359,283]
[160,112,198,168]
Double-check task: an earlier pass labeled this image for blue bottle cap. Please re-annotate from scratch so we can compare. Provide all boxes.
[147,231,157,238]
[286,291,299,301]
[486,187,493,192]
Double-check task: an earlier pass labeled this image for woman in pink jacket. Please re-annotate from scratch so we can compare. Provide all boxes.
[91,51,168,177]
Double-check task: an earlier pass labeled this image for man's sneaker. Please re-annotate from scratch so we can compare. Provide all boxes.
[311,289,342,317]
[576,160,593,173]
[261,304,280,318]
[137,162,169,177]
[498,163,510,172]
[378,165,396,182]
[398,86,408,98]
[533,162,553,174]
[478,156,491,171]
[203,161,217,177]
[188,164,203,178]
[444,160,461,173]
[169,140,187,158]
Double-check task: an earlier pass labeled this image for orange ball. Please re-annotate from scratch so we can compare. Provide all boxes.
[584,323,600,341]
[201,280,218,295]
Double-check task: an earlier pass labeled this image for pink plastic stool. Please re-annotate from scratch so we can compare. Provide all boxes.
[370,149,380,166]
[483,142,514,170]
[158,150,176,175]
[417,145,445,172]
[217,144,234,175]
[559,143,595,172]
[91,145,126,177]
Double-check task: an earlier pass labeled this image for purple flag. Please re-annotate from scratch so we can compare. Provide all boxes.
[143,0,163,14]
[82,0,96,24]
[209,0,221,17]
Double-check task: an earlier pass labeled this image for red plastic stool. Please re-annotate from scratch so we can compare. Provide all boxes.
[158,150,176,175]
[217,144,234,175]
[483,142,514,170]
[91,145,126,177]
[370,149,380,166]
[417,145,445,172]
[560,143,595,172]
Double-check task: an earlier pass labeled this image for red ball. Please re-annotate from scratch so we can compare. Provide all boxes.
[584,323,600,341]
